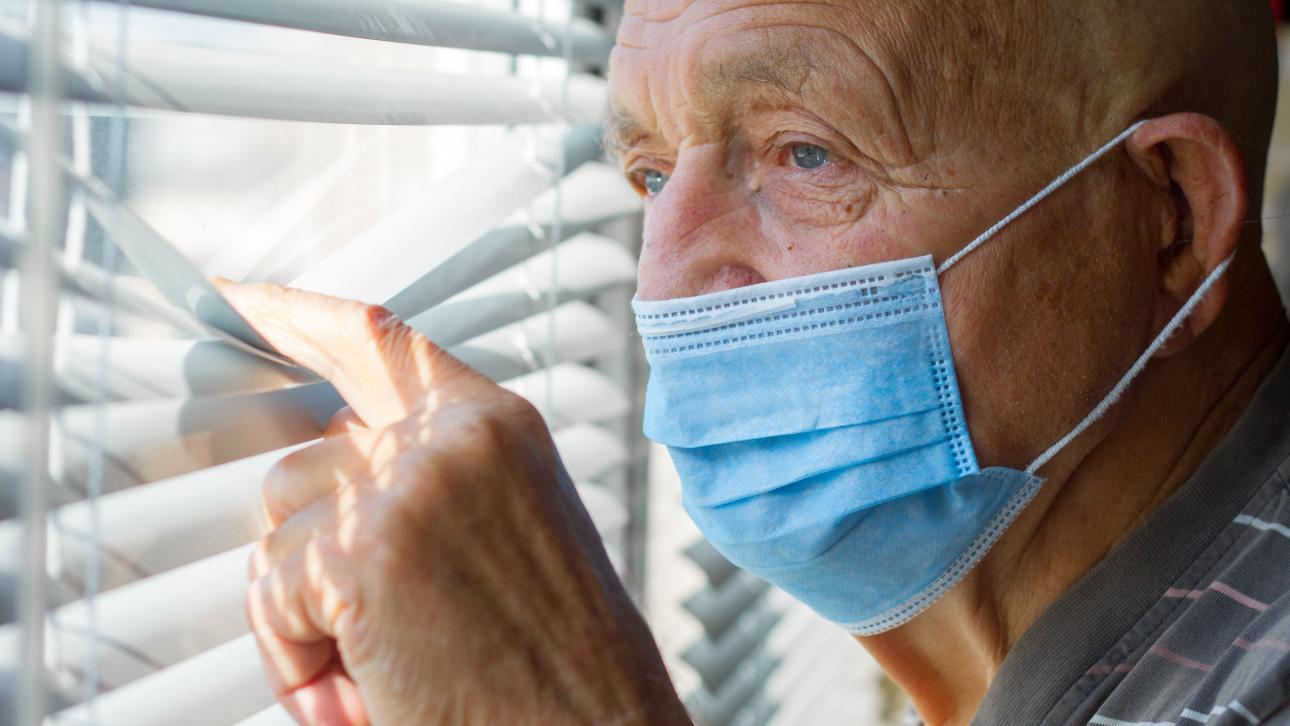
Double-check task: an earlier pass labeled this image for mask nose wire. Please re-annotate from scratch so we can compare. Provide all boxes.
[936,120,1149,276]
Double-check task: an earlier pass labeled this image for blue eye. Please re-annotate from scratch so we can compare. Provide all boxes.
[643,169,669,195]
[791,144,830,170]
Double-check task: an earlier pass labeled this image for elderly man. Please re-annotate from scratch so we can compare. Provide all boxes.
[219,0,1290,724]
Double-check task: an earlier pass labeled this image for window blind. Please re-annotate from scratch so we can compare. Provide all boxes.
[0,2,646,725]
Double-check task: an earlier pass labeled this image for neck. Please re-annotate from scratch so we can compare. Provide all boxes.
[859,258,1290,726]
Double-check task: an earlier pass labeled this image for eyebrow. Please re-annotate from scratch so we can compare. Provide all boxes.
[704,51,816,97]
[601,103,646,161]
[603,50,816,160]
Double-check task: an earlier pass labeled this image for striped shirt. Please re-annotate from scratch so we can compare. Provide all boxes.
[970,348,1290,726]
[968,347,1290,725]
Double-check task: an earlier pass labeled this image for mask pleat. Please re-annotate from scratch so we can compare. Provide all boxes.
[671,406,958,506]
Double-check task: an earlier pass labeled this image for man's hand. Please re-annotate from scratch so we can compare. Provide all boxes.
[218,282,688,725]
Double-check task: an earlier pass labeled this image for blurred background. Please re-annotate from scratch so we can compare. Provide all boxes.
[0,2,1288,726]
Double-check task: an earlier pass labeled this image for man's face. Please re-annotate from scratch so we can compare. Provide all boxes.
[608,0,1164,470]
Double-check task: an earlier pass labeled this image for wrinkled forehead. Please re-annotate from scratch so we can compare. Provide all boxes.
[615,0,914,53]
[609,0,933,165]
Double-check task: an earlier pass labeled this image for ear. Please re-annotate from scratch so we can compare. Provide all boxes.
[1124,113,1247,357]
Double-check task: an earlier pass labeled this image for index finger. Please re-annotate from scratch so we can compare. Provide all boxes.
[216,280,488,427]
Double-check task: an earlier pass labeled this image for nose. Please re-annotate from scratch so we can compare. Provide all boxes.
[634,144,768,301]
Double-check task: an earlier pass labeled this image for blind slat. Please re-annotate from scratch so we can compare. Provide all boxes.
[289,125,600,303]
[75,174,291,365]
[552,423,628,482]
[0,30,608,126]
[47,634,273,726]
[455,300,620,380]
[452,233,637,303]
[0,389,337,510]
[0,336,318,402]
[126,0,615,65]
[503,363,630,430]
[575,481,628,539]
[10,237,632,404]
[0,545,252,702]
[697,645,780,726]
[683,605,781,695]
[0,327,624,509]
[391,163,641,320]
[236,704,294,726]
[0,447,294,619]
[684,572,771,642]
[409,233,637,347]
[0,117,288,365]
[0,418,629,714]
[0,419,627,622]
[0,231,211,340]
[685,539,740,590]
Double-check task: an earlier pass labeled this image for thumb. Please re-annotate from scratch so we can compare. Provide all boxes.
[215,279,483,427]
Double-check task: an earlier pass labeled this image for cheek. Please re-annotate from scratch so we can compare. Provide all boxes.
[942,199,1156,470]
[754,187,929,277]
[758,168,876,231]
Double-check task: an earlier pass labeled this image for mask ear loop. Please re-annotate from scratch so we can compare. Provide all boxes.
[930,119,1236,473]
[937,120,1149,275]
[1025,253,1235,474]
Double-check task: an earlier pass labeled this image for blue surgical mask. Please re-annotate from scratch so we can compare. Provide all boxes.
[632,121,1234,635]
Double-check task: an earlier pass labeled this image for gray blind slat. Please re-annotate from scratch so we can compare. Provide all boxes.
[0,231,635,405]
[291,126,601,302]
[682,605,781,696]
[552,423,628,482]
[684,572,771,641]
[126,0,614,65]
[48,634,274,726]
[0,545,253,701]
[0,30,608,126]
[0,419,626,623]
[409,233,637,347]
[0,356,624,515]
[390,163,641,320]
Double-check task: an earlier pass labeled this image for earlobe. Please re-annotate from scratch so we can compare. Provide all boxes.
[1125,114,1247,357]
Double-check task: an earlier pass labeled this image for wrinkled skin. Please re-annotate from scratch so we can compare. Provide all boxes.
[221,283,689,725]
[226,1,1290,724]
[609,1,1287,722]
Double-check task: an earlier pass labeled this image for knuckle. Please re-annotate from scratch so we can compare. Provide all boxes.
[468,394,542,441]
[456,405,510,448]
[365,498,433,579]
[247,539,269,580]
[502,394,548,436]
[390,448,457,505]
[362,302,400,331]
[330,300,399,348]
[359,303,406,345]
[367,452,459,539]
[260,457,298,526]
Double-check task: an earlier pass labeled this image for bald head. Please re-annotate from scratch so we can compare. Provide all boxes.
[610,1,1278,196]
[894,1,1278,195]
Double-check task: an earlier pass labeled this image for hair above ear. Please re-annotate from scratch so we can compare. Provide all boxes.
[1124,113,1248,357]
